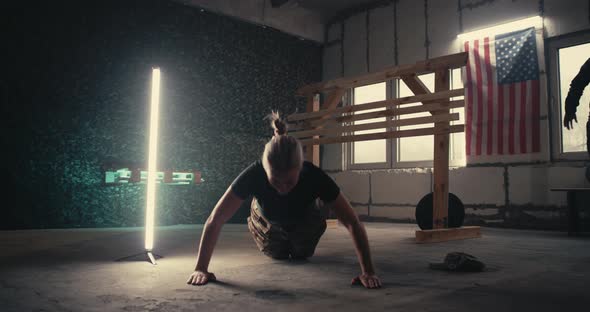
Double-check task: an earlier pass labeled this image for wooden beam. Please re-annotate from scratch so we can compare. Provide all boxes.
[401,74,430,97]
[299,125,464,146]
[401,74,436,115]
[303,94,314,162]
[432,68,450,229]
[311,94,320,166]
[291,113,460,139]
[289,100,464,131]
[288,89,464,122]
[415,226,481,243]
[326,219,339,228]
[296,52,468,95]
[303,94,321,165]
[322,88,346,113]
[317,90,341,222]
[400,73,465,116]
[305,94,315,112]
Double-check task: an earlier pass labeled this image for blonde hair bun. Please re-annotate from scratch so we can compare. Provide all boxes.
[262,110,303,173]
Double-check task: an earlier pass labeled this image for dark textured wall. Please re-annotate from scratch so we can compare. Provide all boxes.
[1,0,322,229]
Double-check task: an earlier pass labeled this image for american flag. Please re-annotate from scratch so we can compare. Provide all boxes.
[463,27,541,157]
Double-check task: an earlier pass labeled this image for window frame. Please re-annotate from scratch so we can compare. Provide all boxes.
[394,74,437,168]
[547,30,590,161]
[344,81,393,170]
[345,70,466,169]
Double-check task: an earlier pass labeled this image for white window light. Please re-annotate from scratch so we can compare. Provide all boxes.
[145,67,161,264]
[457,16,542,40]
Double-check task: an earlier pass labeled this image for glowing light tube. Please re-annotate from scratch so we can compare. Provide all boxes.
[145,68,161,251]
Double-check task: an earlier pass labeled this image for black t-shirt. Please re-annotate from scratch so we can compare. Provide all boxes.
[230,160,340,226]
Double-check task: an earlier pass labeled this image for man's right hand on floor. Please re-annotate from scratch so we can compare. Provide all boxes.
[187,270,216,286]
[351,273,382,289]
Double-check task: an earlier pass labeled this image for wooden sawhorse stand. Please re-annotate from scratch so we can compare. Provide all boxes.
[288,52,481,243]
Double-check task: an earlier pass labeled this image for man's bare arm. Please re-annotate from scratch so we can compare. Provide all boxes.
[187,187,243,285]
[329,193,382,289]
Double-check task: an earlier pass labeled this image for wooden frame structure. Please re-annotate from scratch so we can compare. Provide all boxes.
[288,52,481,243]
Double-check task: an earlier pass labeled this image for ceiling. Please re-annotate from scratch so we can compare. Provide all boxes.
[176,0,387,42]
[287,0,382,22]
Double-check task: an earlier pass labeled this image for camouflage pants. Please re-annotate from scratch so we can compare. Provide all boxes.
[247,198,326,260]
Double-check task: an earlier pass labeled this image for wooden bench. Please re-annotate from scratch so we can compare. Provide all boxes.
[288,52,481,243]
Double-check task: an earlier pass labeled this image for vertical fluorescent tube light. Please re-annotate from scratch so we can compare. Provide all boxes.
[145,68,161,252]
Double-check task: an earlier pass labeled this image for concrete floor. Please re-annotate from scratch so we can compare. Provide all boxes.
[1,223,589,312]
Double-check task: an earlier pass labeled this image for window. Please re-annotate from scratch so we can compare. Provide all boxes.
[348,82,391,169]
[347,70,466,169]
[547,31,590,160]
[351,82,389,165]
[450,68,466,166]
[559,43,590,153]
[397,73,435,164]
